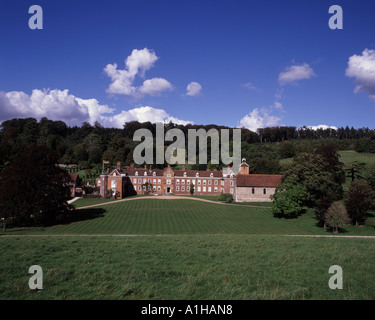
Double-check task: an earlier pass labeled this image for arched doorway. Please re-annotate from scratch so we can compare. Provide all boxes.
[167,187,171,193]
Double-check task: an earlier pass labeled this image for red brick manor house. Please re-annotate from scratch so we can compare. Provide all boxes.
[97,159,283,202]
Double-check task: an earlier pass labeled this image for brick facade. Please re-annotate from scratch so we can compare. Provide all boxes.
[97,159,282,201]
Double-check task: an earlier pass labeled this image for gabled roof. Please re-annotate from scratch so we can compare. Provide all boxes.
[236,174,283,187]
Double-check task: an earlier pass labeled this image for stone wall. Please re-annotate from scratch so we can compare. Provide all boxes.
[235,187,276,202]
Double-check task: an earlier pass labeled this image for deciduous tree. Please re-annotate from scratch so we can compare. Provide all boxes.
[270,182,307,218]
[283,153,343,207]
[344,180,375,226]
[324,201,350,233]
[0,145,74,227]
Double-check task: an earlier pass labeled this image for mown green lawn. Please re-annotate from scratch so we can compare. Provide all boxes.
[1,198,375,300]
[4,199,375,236]
[1,235,375,300]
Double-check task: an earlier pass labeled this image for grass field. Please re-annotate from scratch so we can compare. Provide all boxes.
[1,235,375,300]
[279,150,375,170]
[338,151,375,169]
[2,172,375,300]
[4,199,375,236]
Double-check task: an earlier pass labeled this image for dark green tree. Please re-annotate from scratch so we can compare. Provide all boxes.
[0,145,74,227]
[279,141,295,159]
[270,182,307,218]
[190,182,194,195]
[249,157,281,174]
[314,195,334,228]
[283,153,343,207]
[365,169,375,191]
[344,180,375,226]
[345,161,366,182]
[314,145,346,185]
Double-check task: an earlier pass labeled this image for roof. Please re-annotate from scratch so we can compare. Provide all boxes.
[236,174,283,187]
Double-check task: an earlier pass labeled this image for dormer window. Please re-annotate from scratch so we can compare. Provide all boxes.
[135,171,138,176]
[153,172,156,176]
[210,173,214,178]
[183,172,187,177]
[196,172,199,177]
[144,171,147,176]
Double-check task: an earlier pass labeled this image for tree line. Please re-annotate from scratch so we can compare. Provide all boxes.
[1,117,375,173]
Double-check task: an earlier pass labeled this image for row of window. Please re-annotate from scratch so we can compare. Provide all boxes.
[132,178,231,186]
[132,172,230,179]
[134,171,218,177]
[131,184,265,194]
[133,185,234,194]
[133,178,162,185]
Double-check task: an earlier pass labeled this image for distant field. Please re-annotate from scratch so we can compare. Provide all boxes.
[338,151,375,169]
[279,151,375,168]
[338,151,375,188]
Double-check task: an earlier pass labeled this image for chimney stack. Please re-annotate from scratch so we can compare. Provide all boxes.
[117,161,121,171]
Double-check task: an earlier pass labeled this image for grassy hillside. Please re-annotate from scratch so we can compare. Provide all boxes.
[279,150,375,169]
[338,151,375,169]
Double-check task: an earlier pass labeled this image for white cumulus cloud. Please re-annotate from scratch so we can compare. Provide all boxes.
[139,78,173,96]
[100,106,193,128]
[0,89,192,128]
[104,48,173,99]
[345,48,375,101]
[0,89,113,126]
[186,81,202,96]
[278,63,316,85]
[307,124,338,131]
[238,108,281,132]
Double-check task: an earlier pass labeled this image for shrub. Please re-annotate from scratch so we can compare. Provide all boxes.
[219,193,233,203]
[324,201,351,233]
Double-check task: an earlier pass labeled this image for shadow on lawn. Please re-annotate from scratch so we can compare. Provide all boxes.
[0,208,106,234]
[65,207,106,224]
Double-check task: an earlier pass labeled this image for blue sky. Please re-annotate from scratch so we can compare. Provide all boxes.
[1,0,375,131]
